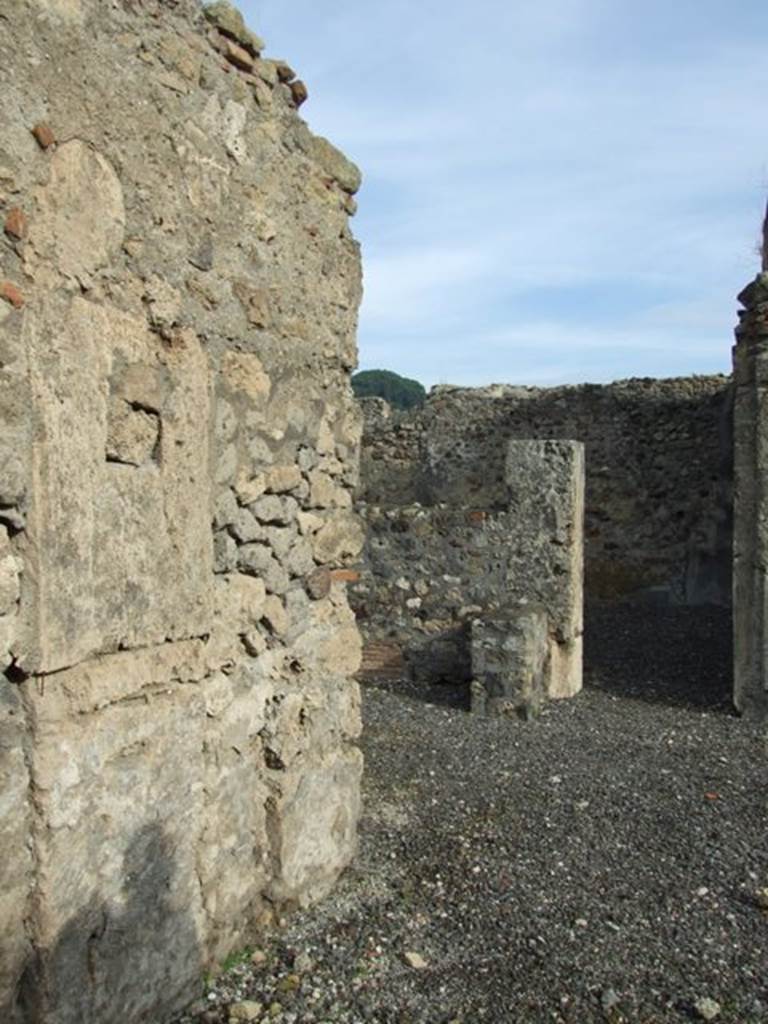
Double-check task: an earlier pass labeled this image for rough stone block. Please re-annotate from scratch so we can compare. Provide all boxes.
[504,440,585,698]
[470,609,549,717]
[0,684,33,1021]
[21,298,213,674]
[16,644,212,1024]
[267,746,363,907]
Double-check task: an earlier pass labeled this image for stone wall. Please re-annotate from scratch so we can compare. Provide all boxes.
[732,272,768,719]
[359,375,733,605]
[0,2,364,1021]
[353,376,732,685]
[353,437,584,692]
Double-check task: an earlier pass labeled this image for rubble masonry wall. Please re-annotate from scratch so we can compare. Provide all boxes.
[0,1,364,1021]
[732,272,768,719]
[353,376,732,682]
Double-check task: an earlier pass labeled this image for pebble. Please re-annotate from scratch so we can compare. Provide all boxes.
[293,952,314,973]
[403,951,428,970]
[694,997,721,1021]
[228,1001,263,1022]
[600,988,620,1011]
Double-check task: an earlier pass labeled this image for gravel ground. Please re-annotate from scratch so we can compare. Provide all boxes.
[174,605,768,1024]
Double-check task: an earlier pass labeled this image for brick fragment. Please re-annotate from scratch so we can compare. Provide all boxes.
[290,80,308,107]
[330,569,360,584]
[4,207,27,241]
[31,122,55,149]
[0,282,24,309]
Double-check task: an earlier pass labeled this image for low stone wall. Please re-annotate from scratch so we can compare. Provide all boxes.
[0,2,363,1021]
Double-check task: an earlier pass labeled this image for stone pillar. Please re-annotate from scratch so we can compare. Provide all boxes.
[504,440,585,699]
[470,608,549,718]
[732,272,768,718]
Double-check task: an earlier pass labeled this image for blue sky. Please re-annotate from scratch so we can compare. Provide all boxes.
[242,0,768,387]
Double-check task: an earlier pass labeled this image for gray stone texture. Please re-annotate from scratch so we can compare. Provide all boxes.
[505,440,584,698]
[0,1,363,1020]
[470,609,549,718]
[732,273,768,719]
[353,439,584,696]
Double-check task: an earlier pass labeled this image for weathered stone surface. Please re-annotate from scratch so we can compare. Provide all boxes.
[0,683,32,1014]
[4,207,27,240]
[0,0,364,1018]
[25,140,125,286]
[313,513,365,564]
[505,440,584,698]
[21,299,213,674]
[203,1,265,55]
[267,747,363,906]
[310,136,362,195]
[732,279,768,718]
[17,646,209,1024]
[215,573,267,631]
[471,610,549,717]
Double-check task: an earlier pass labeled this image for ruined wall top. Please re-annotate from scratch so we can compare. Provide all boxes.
[358,374,732,605]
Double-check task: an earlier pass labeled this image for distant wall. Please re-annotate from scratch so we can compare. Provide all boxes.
[359,376,733,606]
[353,377,733,682]
[0,2,363,1021]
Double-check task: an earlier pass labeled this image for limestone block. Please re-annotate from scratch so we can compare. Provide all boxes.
[267,746,363,907]
[20,298,213,673]
[312,512,365,564]
[18,646,212,1024]
[470,610,549,717]
[504,440,585,698]
[215,573,267,632]
[309,136,362,195]
[203,1,265,55]
[25,141,125,286]
[0,683,33,1021]
[222,352,271,403]
[199,668,273,961]
[265,465,302,494]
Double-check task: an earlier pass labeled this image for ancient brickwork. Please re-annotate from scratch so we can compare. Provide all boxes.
[732,272,768,719]
[0,2,363,1021]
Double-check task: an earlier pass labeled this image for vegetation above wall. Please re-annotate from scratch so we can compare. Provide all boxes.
[352,369,426,410]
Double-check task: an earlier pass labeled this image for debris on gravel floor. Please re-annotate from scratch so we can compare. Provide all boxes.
[171,606,767,1024]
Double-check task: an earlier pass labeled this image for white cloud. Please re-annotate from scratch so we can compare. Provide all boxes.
[244,0,768,387]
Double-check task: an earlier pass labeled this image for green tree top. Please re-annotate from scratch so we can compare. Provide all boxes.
[351,369,426,410]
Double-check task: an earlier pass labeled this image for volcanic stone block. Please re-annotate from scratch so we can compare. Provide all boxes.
[504,440,585,698]
[470,609,549,718]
